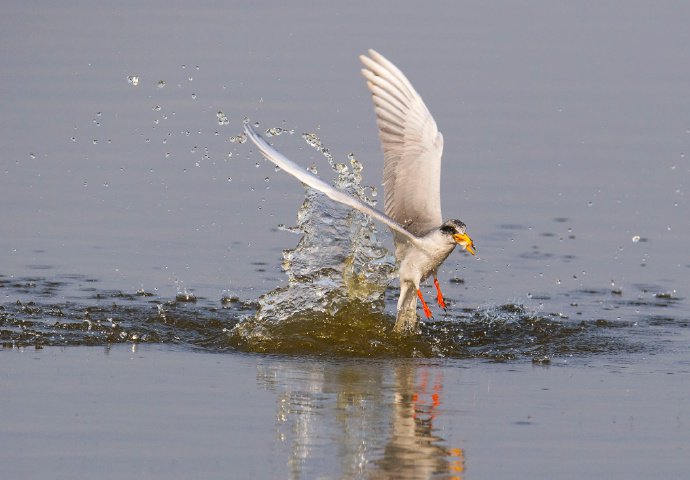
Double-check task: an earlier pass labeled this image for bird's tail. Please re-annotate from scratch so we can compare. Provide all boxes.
[394,283,419,333]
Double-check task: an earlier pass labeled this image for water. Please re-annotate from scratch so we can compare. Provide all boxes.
[2,1,690,478]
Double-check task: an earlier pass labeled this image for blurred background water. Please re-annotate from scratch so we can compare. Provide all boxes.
[1,1,689,478]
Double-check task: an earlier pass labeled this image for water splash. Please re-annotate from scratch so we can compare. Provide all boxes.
[235,130,396,338]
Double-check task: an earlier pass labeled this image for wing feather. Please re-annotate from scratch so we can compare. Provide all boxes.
[360,49,444,237]
[243,124,422,245]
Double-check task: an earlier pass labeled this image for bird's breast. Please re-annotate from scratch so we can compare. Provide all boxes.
[397,241,456,284]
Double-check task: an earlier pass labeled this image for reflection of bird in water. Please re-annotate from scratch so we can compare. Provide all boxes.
[369,364,465,479]
[257,360,465,479]
[245,49,475,332]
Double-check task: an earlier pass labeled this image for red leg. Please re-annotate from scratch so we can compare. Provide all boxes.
[417,289,433,318]
[433,277,447,310]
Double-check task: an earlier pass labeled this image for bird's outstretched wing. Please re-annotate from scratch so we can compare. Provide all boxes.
[244,124,421,245]
[360,49,444,237]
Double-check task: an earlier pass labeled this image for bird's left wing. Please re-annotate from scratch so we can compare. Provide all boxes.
[244,124,420,244]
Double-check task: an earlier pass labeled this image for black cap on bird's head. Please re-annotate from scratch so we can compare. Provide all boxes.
[440,219,475,255]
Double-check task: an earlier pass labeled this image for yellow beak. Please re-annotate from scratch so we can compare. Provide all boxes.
[453,232,475,255]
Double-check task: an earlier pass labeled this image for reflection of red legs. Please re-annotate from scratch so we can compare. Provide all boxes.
[417,289,433,318]
[433,277,446,309]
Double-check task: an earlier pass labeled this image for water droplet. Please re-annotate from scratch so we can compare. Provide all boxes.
[70,137,76,142]
[29,153,36,159]
[92,139,98,145]
[264,177,270,182]
[632,235,641,243]
[229,133,247,144]
[157,80,166,88]
[587,201,593,207]
[191,93,197,100]
[227,177,232,182]
[216,111,229,125]
[153,105,161,111]
[127,75,139,86]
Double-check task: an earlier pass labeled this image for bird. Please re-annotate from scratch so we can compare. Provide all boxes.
[244,49,475,332]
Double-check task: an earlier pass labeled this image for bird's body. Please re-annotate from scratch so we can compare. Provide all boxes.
[245,50,475,332]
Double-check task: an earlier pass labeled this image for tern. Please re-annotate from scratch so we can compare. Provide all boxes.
[244,49,475,332]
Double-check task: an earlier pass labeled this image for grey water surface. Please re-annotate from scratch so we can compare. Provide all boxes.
[2,1,689,479]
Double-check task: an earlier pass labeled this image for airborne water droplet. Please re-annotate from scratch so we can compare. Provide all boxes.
[216,111,229,125]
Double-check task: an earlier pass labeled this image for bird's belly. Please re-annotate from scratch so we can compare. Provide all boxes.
[397,246,453,284]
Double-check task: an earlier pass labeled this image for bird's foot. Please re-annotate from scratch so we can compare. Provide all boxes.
[433,278,447,310]
[417,289,433,319]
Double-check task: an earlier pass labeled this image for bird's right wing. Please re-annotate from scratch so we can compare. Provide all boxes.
[360,50,444,237]
[244,124,420,244]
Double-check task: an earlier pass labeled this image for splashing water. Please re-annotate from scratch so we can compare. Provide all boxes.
[231,130,397,345]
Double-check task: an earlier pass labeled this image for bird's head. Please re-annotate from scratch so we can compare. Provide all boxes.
[440,219,475,255]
